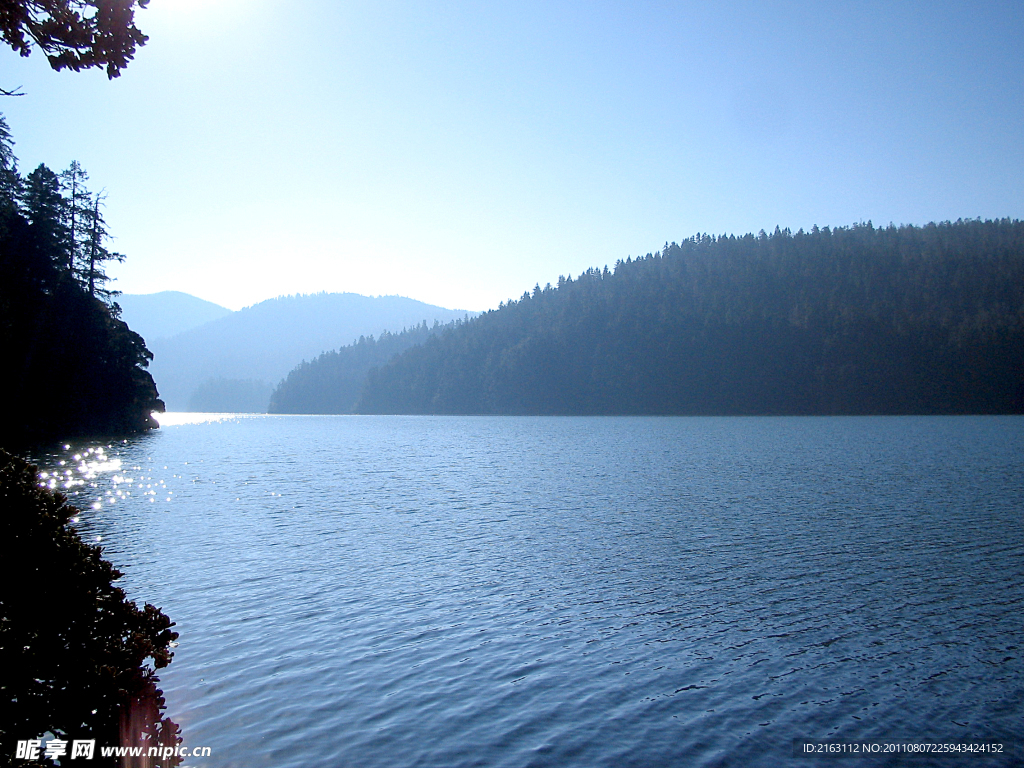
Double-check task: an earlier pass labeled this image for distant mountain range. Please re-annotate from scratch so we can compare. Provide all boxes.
[116,291,233,342]
[117,292,472,412]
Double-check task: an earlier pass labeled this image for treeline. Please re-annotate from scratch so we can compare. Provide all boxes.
[348,219,1024,415]
[0,115,162,446]
[269,321,454,413]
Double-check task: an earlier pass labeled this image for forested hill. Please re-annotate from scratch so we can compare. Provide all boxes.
[148,293,473,411]
[355,220,1024,415]
[269,321,452,414]
[0,116,163,446]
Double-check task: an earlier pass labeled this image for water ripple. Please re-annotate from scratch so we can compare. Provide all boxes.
[36,415,1024,767]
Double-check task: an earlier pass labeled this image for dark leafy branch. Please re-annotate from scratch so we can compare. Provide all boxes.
[0,0,149,79]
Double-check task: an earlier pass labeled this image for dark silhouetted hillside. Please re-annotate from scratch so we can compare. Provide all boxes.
[0,117,162,446]
[354,220,1024,415]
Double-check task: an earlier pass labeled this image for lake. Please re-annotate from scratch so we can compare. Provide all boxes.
[36,415,1024,767]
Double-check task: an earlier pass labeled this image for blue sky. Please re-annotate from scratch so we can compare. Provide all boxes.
[2,0,1021,311]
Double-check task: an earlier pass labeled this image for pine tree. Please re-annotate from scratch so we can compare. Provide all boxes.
[59,160,91,276]
[21,163,69,266]
[82,191,123,299]
[0,114,19,214]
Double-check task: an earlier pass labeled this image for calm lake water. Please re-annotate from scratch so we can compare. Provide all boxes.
[36,415,1024,767]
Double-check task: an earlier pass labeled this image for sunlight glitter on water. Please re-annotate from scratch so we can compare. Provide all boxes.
[38,445,121,491]
[36,443,172,509]
[153,412,263,427]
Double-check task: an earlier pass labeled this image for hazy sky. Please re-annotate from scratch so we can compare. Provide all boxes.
[2,0,1021,311]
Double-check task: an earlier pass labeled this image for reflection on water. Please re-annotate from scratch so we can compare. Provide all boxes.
[153,412,264,427]
[35,415,1024,768]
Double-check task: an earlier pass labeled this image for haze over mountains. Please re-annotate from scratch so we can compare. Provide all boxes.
[116,291,233,342]
[117,292,472,412]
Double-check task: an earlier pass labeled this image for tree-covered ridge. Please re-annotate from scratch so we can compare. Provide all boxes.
[355,220,1024,415]
[0,114,162,446]
[269,320,457,414]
